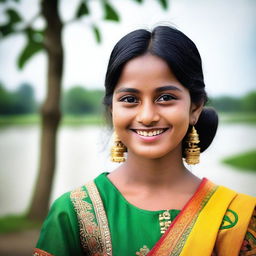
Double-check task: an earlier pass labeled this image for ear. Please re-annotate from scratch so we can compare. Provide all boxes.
[189,102,204,125]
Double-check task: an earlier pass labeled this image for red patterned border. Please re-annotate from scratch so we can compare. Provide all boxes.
[147,178,217,256]
[33,248,54,256]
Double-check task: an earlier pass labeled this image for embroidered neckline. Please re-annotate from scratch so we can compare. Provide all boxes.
[101,173,181,215]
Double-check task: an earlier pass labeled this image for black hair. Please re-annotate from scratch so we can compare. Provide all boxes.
[103,26,218,153]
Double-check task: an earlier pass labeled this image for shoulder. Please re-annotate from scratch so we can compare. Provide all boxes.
[48,173,111,222]
[44,191,76,223]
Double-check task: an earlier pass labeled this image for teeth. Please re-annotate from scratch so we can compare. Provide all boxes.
[136,129,164,137]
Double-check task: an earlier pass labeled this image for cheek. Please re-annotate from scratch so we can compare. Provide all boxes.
[165,104,190,137]
[112,104,133,129]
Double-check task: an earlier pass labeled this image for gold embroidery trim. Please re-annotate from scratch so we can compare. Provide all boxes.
[159,211,172,234]
[70,182,112,256]
[33,248,54,256]
[86,180,112,256]
[136,245,150,256]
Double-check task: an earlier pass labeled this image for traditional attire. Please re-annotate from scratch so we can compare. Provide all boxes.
[33,173,256,256]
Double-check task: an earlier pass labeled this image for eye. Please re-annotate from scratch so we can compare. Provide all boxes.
[119,95,138,103]
[156,94,177,102]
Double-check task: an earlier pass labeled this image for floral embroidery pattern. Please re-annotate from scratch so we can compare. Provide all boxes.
[70,184,112,256]
[136,245,150,256]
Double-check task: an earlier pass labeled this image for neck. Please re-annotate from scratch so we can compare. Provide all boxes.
[113,148,192,189]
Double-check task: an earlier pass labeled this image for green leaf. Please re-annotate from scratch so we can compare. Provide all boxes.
[6,9,22,24]
[25,28,44,42]
[157,0,168,9]
[92,25,101,43]
[18,37,43,69]
[133,0,143,3]
[0,24,13,37]
[0,8,22,38]
[76,2,89,18]
[103,2,119,22]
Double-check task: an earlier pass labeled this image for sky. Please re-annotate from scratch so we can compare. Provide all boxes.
[0,0,255,101]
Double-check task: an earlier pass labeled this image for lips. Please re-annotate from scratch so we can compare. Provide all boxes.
[131,128,168,137]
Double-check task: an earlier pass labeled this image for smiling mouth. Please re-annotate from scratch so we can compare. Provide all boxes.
[131,128,168,137]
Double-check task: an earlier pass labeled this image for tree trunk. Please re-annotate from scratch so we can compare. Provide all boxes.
[27,0,63,221]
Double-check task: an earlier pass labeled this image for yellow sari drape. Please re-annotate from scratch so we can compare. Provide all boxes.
[148,179,256,256]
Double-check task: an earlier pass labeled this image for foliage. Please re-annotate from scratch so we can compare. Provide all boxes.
[0,7,44,69]
[0,0,169,222]
[208,96,242,112]
[18,29,44,69]
[1,81,256,118]
[62,86,104,115]
[0,82,37,115]
[241,91,256,112]
[0,0,168,68]
[208,90,256,113]
[0,214,41,233]
[222,150,256,172]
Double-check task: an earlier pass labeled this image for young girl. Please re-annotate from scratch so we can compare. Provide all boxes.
[33,26,256,256]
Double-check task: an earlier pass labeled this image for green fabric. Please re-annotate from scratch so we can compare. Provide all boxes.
[35,172,180,255]
[36,192,84,256]
[95,173,180,255]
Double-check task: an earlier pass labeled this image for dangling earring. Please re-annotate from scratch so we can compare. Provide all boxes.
[185,126,200,165]
[111,131,127,163]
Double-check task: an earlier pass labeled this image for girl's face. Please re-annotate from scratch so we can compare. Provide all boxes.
[112,54,202,160]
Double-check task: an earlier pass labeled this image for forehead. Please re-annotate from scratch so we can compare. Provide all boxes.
[115,54,186,92]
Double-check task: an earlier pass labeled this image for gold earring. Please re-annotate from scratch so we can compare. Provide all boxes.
[111,131,126,163]
[185,126,200,165]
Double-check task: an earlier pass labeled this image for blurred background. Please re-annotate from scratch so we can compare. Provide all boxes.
[0,0,255,255]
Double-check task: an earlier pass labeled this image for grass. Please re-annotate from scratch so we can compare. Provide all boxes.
[0,214,42,234]
[219,112,256,124]
[0,112,255,127]
[0,114,105,127]
[62,114,105,126]
[0,114,40,126]
[222,150,256,172]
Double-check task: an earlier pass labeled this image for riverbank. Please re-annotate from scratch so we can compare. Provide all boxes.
[0,215,41,234]
[0,228,40,256]
[222,149,256,172]
[219,112,256,123]
[0,112,256,127]
[0,114,105,127]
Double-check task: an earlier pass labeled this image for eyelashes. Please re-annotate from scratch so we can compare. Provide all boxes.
[119,95,138,103]
[119,94,177,104]
[156,94,177,102]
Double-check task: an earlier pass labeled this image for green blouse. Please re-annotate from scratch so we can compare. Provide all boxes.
[35,172,180,256]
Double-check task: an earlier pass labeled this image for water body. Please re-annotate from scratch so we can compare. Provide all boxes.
[0,124,255,216]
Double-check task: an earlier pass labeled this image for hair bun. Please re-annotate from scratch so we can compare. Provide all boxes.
[195,107,219,153]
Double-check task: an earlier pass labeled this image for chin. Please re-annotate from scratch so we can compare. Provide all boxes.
[131,148,175,160]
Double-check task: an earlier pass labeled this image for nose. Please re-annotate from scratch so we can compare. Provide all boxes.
[136,101,160,126]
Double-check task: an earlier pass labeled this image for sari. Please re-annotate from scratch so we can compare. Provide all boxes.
[33,173,256,256]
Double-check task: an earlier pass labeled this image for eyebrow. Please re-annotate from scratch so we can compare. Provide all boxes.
[115,85,182,94]
[156,85,182,93]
